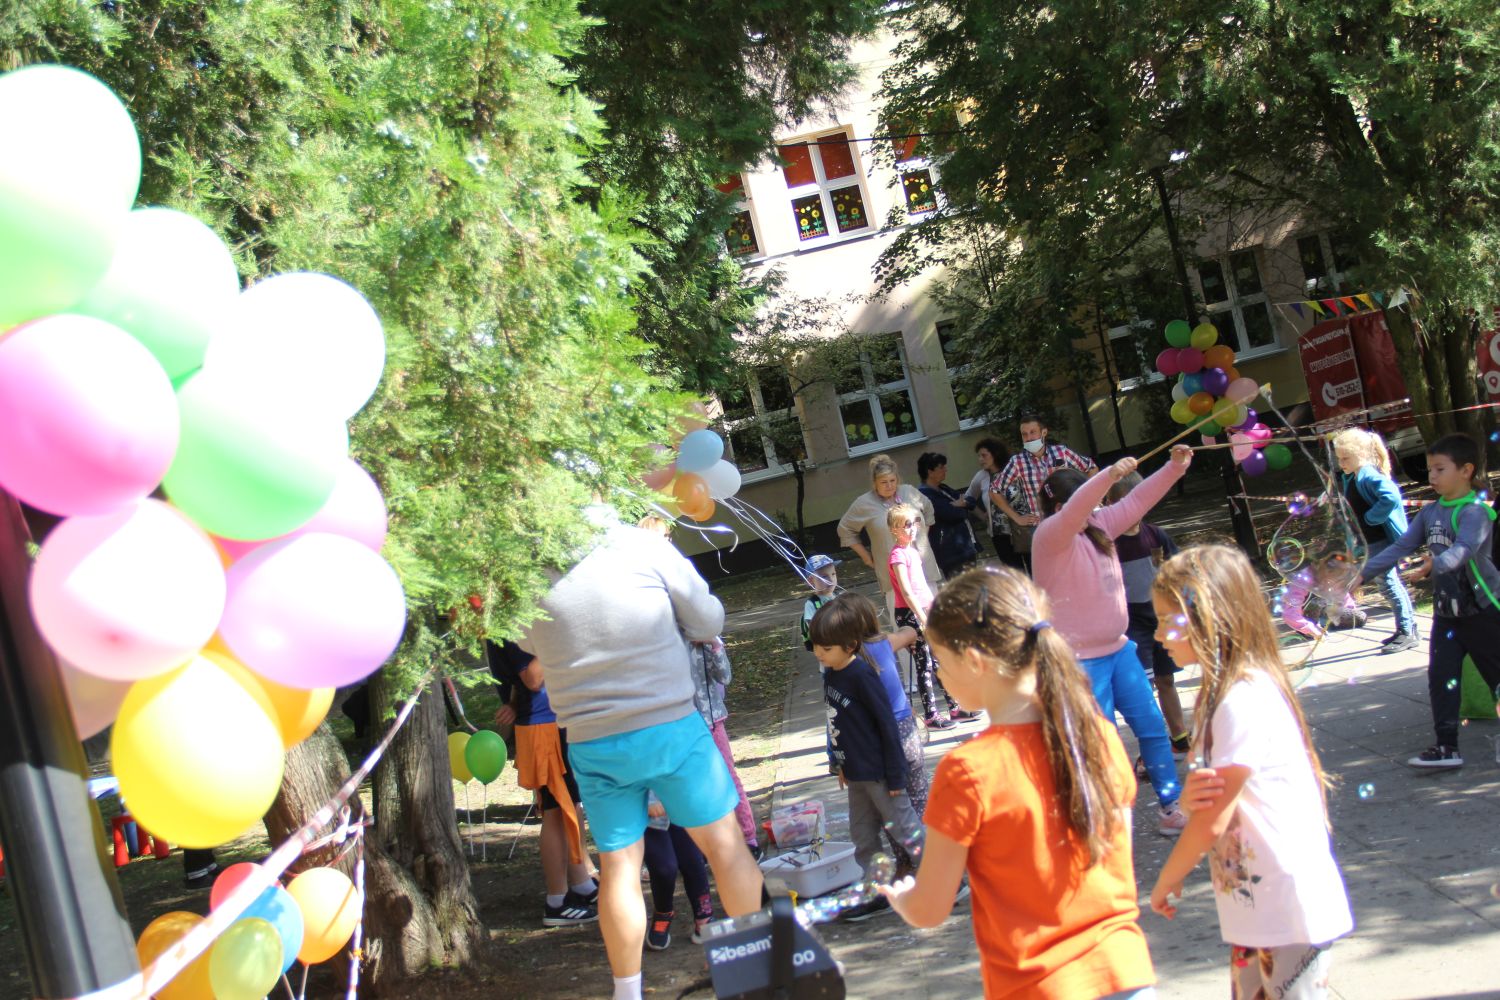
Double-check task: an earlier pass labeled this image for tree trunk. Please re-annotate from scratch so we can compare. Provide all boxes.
[369,673,482,982]
[263,723,448,992]
[793,463,807,550]
[1383,305,1441,443]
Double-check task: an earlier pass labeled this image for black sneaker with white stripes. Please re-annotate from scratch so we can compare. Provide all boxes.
[1407,744,1463,769]
[542,890,599,927]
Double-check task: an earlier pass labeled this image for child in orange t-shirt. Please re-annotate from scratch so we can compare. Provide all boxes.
[879,565,1157,1000]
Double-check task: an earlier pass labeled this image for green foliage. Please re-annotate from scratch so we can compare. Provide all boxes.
[1,0,685,692]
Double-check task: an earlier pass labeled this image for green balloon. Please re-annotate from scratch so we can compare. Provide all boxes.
[1163,319,1192,348]
[1199,419,1223,437]
[163,372,347,540]
[0,66,141,328]
[73,208,240,380]
[1263,443,1293,471]
[464,729,508,784]
[209,917,283,1000]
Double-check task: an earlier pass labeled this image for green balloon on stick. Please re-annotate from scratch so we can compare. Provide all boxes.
[465,729,508,784]
[1163,319,1192,348]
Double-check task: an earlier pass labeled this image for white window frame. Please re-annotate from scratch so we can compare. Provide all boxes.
[719,369,808,484]
[1296,232,1350,297]
[935,319,982,428]
[779,129,875,248]
[720,174,764,262]
[838,334,924,456]
[1107,318,1165,391]
[892,135,944,220]
[1193,248,1280,358]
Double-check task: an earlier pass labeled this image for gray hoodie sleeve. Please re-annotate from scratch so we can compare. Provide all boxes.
[1433,502,1495,575]
[656,534,725,641]
[1361,506,1429,581]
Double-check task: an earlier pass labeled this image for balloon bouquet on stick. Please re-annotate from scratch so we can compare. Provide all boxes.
[0,62,405,996]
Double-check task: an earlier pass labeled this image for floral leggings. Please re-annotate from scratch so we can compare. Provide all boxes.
[893,607,956,720]
[1230,943,1333,999]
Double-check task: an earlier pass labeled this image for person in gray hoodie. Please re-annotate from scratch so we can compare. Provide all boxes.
[520,509,763,1000]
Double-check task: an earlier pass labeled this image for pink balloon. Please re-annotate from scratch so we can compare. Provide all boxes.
[0,315,178,516]
[59,659,132,738]
[1248,423,1273,445]
[1229,432,1254,463]
[1225,377,1260,405]
[213,459,388,561]
[639,444,677,492]
[30,500,226,681]
[1155,349,1181,376]
[1176,348,1204,374]
[220,533,406,689]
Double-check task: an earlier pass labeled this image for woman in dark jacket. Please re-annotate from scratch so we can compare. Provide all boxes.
[916,452,979,578]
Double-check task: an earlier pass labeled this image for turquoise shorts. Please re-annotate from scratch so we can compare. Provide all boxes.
[567,712,739,852]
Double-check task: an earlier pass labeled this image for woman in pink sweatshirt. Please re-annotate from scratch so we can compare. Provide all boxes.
[1032,446,1192,836]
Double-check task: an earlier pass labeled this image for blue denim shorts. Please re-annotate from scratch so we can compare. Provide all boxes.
[567,712,739,852]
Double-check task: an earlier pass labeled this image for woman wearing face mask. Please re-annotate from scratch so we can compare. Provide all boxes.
[992,416,1098,573]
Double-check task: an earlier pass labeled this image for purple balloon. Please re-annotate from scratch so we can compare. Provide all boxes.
[1155,348,1181,377]
[1176,348,1204,374]
[1233,407,1258,431]
[1201,367,1229,396]
[1241,449,1269,477]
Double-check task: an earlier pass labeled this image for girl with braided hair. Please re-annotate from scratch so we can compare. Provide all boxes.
[879,565,1157,1000]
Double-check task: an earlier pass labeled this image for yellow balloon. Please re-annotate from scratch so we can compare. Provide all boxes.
[112,655,285,848]
[286,867,362,964]
[136,911,214,1000]
[448,731,473,783]
[204,644,332,747]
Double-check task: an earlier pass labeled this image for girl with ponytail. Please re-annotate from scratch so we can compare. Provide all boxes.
[879,566,1157,1000]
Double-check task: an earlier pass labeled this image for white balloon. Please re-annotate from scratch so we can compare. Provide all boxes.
[1170,382,1189,403]
[204,272,385,420]
[700,460,743,500]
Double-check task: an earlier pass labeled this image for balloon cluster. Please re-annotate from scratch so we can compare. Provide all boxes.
[0,65,405,848]
[639,405,743,522]
[1155,320,1287,475]
[448,729,508,785]
[136,864,361,999]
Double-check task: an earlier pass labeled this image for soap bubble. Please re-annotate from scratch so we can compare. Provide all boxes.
[866,852,896,885]
[1287,492,1314,518]
[1266,490,1367,604]
[1357,783,1375,800]
[1447,678,1460,691]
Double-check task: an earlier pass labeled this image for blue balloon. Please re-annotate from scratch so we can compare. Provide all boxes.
[676,429,724,474]
[1181,372,1204,395]
[243,884,305,973]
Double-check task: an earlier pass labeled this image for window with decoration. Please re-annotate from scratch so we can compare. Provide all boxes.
[891,132,941,219]
[717,175,761,260]
[717,368,806,479]
[935,320,980,427]
[1297,232,1358,297]
[837,334,923,454]
[779,130,872,245]
[1194,248,1278,355]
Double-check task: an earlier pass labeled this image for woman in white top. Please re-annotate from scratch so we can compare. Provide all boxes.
[836,453,940,622]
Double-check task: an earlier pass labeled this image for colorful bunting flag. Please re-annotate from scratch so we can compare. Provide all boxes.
[1322,298,1343,316]
[1357,293,1375,310]
[1291,302,1306,319]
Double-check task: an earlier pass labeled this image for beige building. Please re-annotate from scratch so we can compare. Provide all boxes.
[688,32,1357,561]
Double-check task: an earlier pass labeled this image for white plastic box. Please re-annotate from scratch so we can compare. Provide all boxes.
[757,841,862,898]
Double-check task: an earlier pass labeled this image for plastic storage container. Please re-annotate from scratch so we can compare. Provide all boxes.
[757,841,862,898]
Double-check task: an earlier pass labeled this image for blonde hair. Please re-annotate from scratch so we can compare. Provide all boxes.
[1151,544,1331,818]
[869,453,899,483]
[636,514,673,538]
[1331,427,1391,477]
[927,567,1128,867]
[886,502,921,535]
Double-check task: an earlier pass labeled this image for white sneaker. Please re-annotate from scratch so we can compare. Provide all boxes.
[1157,804,1188,836]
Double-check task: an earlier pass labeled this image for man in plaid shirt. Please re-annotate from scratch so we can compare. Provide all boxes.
[992,415,1096,571]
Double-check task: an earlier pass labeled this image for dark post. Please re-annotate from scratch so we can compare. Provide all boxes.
[1151,167,1260,556]
[0,490,140,997]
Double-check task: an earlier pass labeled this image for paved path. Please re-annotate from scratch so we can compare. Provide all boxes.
[766,605,1500,1000]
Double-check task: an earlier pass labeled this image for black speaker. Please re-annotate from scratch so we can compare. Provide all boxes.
[701,895,845,1000]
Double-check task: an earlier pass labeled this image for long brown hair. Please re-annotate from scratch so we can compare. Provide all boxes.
[927,566,1127,866]
[1040,469,1113,557]
[1152,544,1331,816]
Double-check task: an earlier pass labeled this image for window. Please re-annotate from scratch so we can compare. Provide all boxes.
[780,130,872,244]
[717,175,761,260]
[1297,232,1358,296]
[837,334,922,453]
[1101,275,1163,389]
[718,368,806,479]
[936,320,980,427]
[892,133,940,218]
[1195,248,1278,354]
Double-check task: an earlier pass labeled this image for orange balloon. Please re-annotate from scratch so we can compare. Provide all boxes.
[671,473,709,513]
[137,911,214,1000]
[287,867,362,964]
[1202,345,1236,371]
[1187,391,1215,416]
[1223,366,1240,382]
[688,501,717,523]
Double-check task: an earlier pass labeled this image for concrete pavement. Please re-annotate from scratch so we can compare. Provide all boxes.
[763,597,1500,1000]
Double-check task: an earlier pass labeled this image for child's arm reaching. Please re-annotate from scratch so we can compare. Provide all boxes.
[1094,446,1191,538]
[885,626,919,652]
[879,829,968,928]
[1149,763,1252,919]
[1360,507,1429,582]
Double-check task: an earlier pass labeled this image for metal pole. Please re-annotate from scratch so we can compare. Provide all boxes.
[0,490,140,998]
[1151,166,1260,556]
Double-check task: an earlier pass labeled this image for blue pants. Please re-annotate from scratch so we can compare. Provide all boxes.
[1081,642,1179,807]
[1368,540,1416,635]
